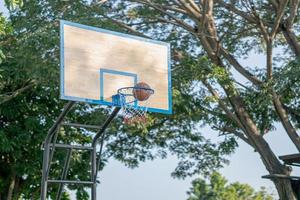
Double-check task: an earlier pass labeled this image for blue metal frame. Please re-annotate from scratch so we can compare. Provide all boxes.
[60,20,172,114]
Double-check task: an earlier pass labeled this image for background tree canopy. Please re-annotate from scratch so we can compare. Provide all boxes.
[187,172,274,200]
[1,0,300,199]
[0,1,236,199]
[98,0,300,199]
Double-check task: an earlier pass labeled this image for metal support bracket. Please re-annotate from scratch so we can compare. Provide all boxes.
[40,101,120,200]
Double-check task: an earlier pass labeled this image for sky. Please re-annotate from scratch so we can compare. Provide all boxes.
[98,123,300,200]
[0,1,7,16]
[1,1,299,199]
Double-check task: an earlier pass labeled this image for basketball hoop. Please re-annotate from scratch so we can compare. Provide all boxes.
[112,83,154,126]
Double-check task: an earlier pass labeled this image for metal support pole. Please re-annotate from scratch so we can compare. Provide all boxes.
[49,143,93,150]
[91,107,121,200]
[62,122,101,129]
[91,146,97,200]
[56,148,72,200]
[46,124,60,178]
[41,101,75,200]
[48,180,94,184]
[41,103,119,200]
[96,131,106,177]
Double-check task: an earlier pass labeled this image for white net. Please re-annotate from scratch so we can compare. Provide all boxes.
[117,86,154,125]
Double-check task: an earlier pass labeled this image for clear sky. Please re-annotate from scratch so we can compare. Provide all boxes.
[1,1,299,199]
[99,124,300,200]
[0,0,7,16]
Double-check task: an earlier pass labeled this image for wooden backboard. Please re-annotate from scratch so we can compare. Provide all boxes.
[60,20,172,114]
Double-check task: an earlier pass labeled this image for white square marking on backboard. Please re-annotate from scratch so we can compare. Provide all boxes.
[101,72,136,103]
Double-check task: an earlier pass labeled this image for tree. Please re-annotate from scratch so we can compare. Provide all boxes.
[187,172,274,200]
[4,0,300,199]
[92,0,300,199]
[0,1,235,199]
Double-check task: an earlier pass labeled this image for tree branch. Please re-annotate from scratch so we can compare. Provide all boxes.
[160,5,189,15]
[177,0,202,19]
[281,25,300,57]
[219,48,263,86]
[202,80,245,130]
[157,17,195,33]
[0,82,36,105]
[216,125,254,147]
[101,15,152,38]
[270,0,289,39]
[266,40,273,80]
[133,0,196,32]
[272,92,300,151]
[267,0,279,9]
[286,0,300,29]
[186,0,201,13]
[214,0,256,23]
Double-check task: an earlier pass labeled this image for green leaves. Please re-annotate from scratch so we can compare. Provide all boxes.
[0,130,14,152]
[4,0,23,11]
[2,0,288,199]
[0,50,5,65]
[0,14,12,65]
[187,172,274,200]
[273,58,300,127]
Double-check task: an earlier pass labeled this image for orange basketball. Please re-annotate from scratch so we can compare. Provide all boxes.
[133,82,152,101]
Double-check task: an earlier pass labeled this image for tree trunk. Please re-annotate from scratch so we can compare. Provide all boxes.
[201,40,298,199]
[227,95,297,199]
[199,2,299,199]
[274,179,297,200]
[7,171,16,200]
[125,2,300,198]
[253,134,296,199]
[13,177,20,200]
[281,25,300,57]
[272,92,300,151]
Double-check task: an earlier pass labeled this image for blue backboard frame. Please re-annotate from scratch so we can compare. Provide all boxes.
[60,20,172,114]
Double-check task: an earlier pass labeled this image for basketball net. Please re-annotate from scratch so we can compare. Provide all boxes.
[115,86,154,126]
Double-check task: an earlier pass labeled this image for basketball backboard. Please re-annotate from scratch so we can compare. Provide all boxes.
[60,20,171,114]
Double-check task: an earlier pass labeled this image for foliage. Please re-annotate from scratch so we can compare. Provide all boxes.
[102,1,300,199]
[0,13,13,65]
[274,59,300,128]
[2,0,300,199]
[0,1,236,199]
[187,172,274,200]
[4,0,23,11]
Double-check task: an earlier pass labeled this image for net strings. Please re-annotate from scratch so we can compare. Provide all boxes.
[119,87,151,124]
